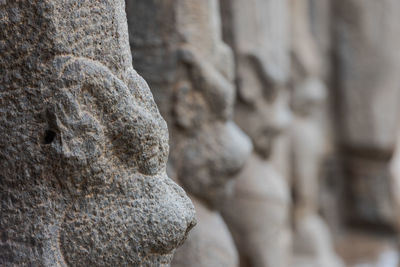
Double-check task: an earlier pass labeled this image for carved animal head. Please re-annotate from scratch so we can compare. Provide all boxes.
[170,1,253,207]
[235,54,292,158]
[0,1,195,266]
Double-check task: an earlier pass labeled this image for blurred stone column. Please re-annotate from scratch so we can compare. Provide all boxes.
[289,1,343,266]
[307,0,345,235]
[390,133,400,232]
[308,0,332,80]
[126,0,252,266]
[219,0,293,266]
[333,0,400,228]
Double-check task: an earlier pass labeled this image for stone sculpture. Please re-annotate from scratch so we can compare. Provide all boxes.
[289,1,343,266]
[0,1,195,266]
[333,0,400,227]
[219,0,293,266]
[126,0,252,266]
[290,80,343,267]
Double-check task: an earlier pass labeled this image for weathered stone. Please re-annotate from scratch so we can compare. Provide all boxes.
[0,1,195,266]
[290,78,343,267]
[290,79,327,214]
[308,0,332,80]
[333,0,400,226]
[126,0,252,266]
[333,0,400,151]
[390,134,400,232]
[292,215,344,267]
[219,0,293,266]
[335,232,399,266]
[290,1,343,266]
[171,198,238,267]
[306,0,343,234]
[222,154,292,267]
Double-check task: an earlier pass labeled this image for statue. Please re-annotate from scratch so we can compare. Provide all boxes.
[126,0,252,266]
[0,1,195,266]
[219,0,293,266]
[290,79,343,267]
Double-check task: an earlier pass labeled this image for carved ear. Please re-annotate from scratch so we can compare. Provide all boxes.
[173,81,208,130]
[237,54,284,105]
[178,45,234,122]
[236,54,265,105]
[50,89,105,163]
[54,56,169,176]
[41,88,106,193]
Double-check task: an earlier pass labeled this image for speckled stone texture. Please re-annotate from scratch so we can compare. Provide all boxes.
[333,0,400,227]
[126,0,252,266]
[219,0,293,266]
[0,1,195,266]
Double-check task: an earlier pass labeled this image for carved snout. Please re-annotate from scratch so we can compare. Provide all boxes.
[266,90,292,135]
[217,121,253,177]
[147,176,197,254]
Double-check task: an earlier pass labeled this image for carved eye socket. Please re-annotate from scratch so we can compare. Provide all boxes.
[237,61,263,106]
[43,130,56,144]
[174,81,208,130]
[238,54,282,104]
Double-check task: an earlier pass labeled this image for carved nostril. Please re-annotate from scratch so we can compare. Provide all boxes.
[151,176,196,252]
[186,216,197,235]
[43,130,56,144]
[176,211,196,248]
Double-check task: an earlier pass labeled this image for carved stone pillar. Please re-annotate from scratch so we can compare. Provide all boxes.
[289,1,344,266]
[219,0,293,266]
[333,0,400,227]
[126,0,252,266]
[0,1,195,266]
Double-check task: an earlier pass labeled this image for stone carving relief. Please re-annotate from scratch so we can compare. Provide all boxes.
[290,1,343,266]
[126,0,252,266]
[0,1,195,266]
[219,0,293,266]
[290,78,343,267]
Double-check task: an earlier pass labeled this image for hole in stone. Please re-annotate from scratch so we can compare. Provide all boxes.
[43,130,56,144]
